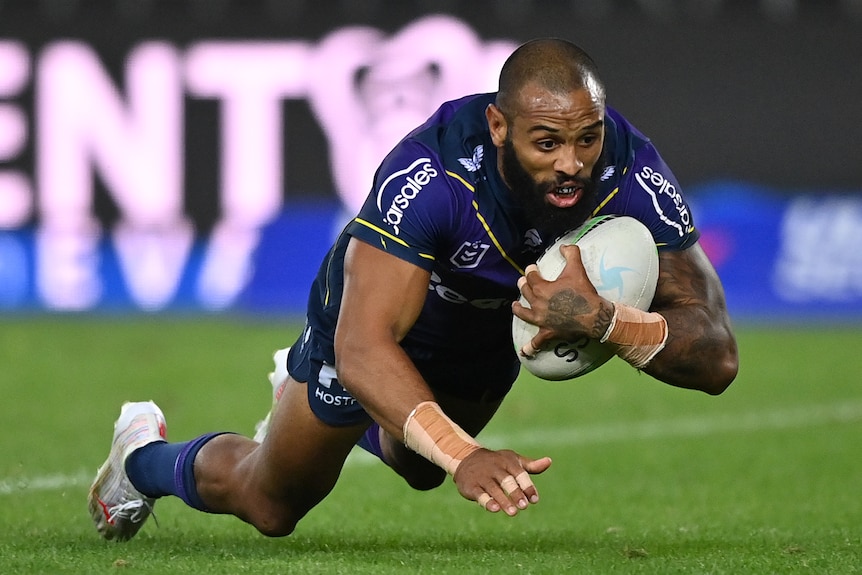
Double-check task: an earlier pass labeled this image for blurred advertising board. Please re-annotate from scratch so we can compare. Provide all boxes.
[693,185,862,323]
[1,6,860,321]
[4,185,862,322]
[0,14,513,312]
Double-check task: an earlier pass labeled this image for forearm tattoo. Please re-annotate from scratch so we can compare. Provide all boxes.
[592,300,615,338]
[646,246,737,389]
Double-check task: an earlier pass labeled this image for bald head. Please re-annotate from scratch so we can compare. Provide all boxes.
[496,38,605,119]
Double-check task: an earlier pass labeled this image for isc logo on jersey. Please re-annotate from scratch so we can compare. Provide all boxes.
[635,165,691,237]
[376,158,438,235]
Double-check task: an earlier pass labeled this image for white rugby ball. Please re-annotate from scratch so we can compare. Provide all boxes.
[512,215,659,381]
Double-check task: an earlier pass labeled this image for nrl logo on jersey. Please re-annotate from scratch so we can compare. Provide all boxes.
[458,145,484,172]
[450,240,490,269]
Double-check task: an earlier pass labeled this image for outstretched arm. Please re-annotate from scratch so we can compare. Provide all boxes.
[513,241,738,394]
[335,238,551,515]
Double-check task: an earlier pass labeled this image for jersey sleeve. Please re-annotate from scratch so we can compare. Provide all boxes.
[345,140,459,271]
[614,142,700,251]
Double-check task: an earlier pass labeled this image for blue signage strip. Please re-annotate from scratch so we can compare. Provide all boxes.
[2,185,862,322]
[692,183,862,322]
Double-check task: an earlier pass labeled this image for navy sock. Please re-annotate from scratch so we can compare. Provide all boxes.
[124,440,180,498]
[355,423,389,465]
[125,432,231,512]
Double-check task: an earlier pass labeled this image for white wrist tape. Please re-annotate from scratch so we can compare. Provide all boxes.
[402,401,482,476]
[600,303,668,369]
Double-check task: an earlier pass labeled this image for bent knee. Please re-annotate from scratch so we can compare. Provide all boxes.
[247,501,301,538]
[401,467,447,491]
[384,441,447,491]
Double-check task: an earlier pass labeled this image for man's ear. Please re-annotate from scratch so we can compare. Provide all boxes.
[485,104,507,148]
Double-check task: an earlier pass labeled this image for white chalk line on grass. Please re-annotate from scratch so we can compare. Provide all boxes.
[3,399,861,496]
[481,398,862,450]
[0,471,94,496]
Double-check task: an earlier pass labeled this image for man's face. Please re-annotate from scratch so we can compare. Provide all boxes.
[489,83,606,237]
[501,134,600,239]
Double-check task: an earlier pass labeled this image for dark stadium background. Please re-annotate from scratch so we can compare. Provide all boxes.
[0,0,860,318]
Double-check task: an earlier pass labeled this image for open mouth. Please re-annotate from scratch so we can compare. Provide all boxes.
[547,185,584,208]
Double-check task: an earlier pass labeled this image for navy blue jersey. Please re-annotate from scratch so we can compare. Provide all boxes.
[300,93,698,369]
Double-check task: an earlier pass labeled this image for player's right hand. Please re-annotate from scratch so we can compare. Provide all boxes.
[513,245,610,346]
[452,448,552,516]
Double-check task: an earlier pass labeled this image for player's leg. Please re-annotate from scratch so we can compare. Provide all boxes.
[89,371,366,540]
[190,375,367,536]
[252,348,519,494]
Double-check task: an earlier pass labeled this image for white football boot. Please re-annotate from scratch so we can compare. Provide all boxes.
[253,348,290,443]
[88,401,167,541]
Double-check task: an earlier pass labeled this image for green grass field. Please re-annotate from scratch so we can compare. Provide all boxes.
[1,316,860,574]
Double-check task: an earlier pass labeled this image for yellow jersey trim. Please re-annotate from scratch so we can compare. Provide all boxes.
[353,217,435,260]
[592,186,620,216]
[445,170,525,276]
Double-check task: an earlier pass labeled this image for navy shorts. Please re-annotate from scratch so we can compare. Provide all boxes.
[285,327,520,427]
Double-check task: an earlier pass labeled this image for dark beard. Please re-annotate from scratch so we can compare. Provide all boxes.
[501,136,601,241]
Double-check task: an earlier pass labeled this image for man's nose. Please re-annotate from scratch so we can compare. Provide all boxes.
[555,146,583,176]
